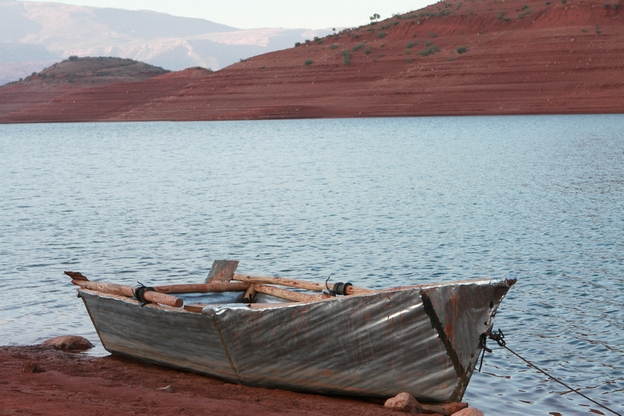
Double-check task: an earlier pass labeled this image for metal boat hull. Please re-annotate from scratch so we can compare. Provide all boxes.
[79,278,513,402]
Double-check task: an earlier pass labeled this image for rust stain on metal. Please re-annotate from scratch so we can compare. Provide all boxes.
[444,292,460,348]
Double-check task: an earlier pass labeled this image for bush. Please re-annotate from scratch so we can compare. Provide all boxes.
[457,46,468,54]
[305,60,313,65]
[407,41,416,48]
[377,31,387,39]
[295,42,301,47]
[352,43,366,51]
[420,45,440,56]
[329,44,338,50]
[341,50,352,65]
[496,10,506,19]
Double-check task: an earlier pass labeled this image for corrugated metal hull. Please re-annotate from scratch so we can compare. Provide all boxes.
[79,278,511,402]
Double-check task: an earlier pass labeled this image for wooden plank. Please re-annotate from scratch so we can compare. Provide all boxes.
[183,304,206,313]
[153,282,249,294]
[206,260,239,283]
[233,273,376,295]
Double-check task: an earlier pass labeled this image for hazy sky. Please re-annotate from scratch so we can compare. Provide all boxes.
[21,0,436,29]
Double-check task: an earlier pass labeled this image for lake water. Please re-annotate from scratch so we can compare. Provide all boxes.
[0,116,622,415]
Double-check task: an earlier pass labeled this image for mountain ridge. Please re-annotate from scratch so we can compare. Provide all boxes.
[0,1,331,83]
[1,0,623,122]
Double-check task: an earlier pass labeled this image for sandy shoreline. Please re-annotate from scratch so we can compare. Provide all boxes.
[1,345,403,415]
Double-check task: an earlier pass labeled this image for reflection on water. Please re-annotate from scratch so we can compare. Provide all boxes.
[1,115,622,415]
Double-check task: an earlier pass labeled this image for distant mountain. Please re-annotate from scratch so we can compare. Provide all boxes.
[0,1,331,84]
[3,0,622,123]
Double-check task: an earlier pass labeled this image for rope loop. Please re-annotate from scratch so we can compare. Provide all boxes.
[488,328,506,347]
[134,281,155,306]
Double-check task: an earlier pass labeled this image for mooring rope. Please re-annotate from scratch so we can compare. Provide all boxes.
[483,329,622,416]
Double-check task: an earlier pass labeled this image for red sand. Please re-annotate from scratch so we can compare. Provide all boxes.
[1,0,623,122]
[1,345,399,416]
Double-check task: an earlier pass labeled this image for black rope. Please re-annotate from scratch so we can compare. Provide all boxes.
[134,281,155,306]
[485,329,621,416]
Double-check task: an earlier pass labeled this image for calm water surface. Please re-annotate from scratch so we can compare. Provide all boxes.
[1,116,622,415]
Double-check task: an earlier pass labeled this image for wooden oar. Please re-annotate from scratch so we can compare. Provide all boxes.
[64,271,183,308]
[232,274,376,295]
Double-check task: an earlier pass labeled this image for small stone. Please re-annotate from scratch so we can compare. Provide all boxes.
[41,335,94,351]
[21,361,45,373]
[451,408,484,416]
[384,392,423,413]
[156,385,174,393]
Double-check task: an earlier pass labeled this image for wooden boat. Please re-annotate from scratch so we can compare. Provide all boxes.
[65,261,515,403]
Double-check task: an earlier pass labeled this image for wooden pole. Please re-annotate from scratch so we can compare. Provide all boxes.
[232,274,376,295]
[254,284,334,303]
[243,284,256,303]
[70,279,184,308]
[153,282,249,294]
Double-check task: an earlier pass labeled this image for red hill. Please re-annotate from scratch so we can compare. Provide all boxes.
[1,0,623,123]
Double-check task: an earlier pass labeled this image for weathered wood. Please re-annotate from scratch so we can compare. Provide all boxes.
[64,271,89,281]
[183,304,206,313]
[71,279,183,308]
[243,284,256,303]
[153,282,249,294]
[206,260,239,283]
[232,274,376,295]
[254,284,328,303]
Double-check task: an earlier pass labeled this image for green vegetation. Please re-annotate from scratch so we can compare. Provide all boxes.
[352,43,366,51]
[429,32,437,38]
[518,7,532,18]
[496,10,506,19]
[425,40,433,46]
[377,31,387,39]
[457,46,468,54]
[329,44,338,50]
[407,41,417,48]
[561,0,567,4]
[341,50,352,65]
[304,60,313,65]
[420,45,441,56]
[404,49,412,55]
[295,42,301,47]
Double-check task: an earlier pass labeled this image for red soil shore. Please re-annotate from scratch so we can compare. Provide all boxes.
[1,0,623,123]
[0,345,400,416]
